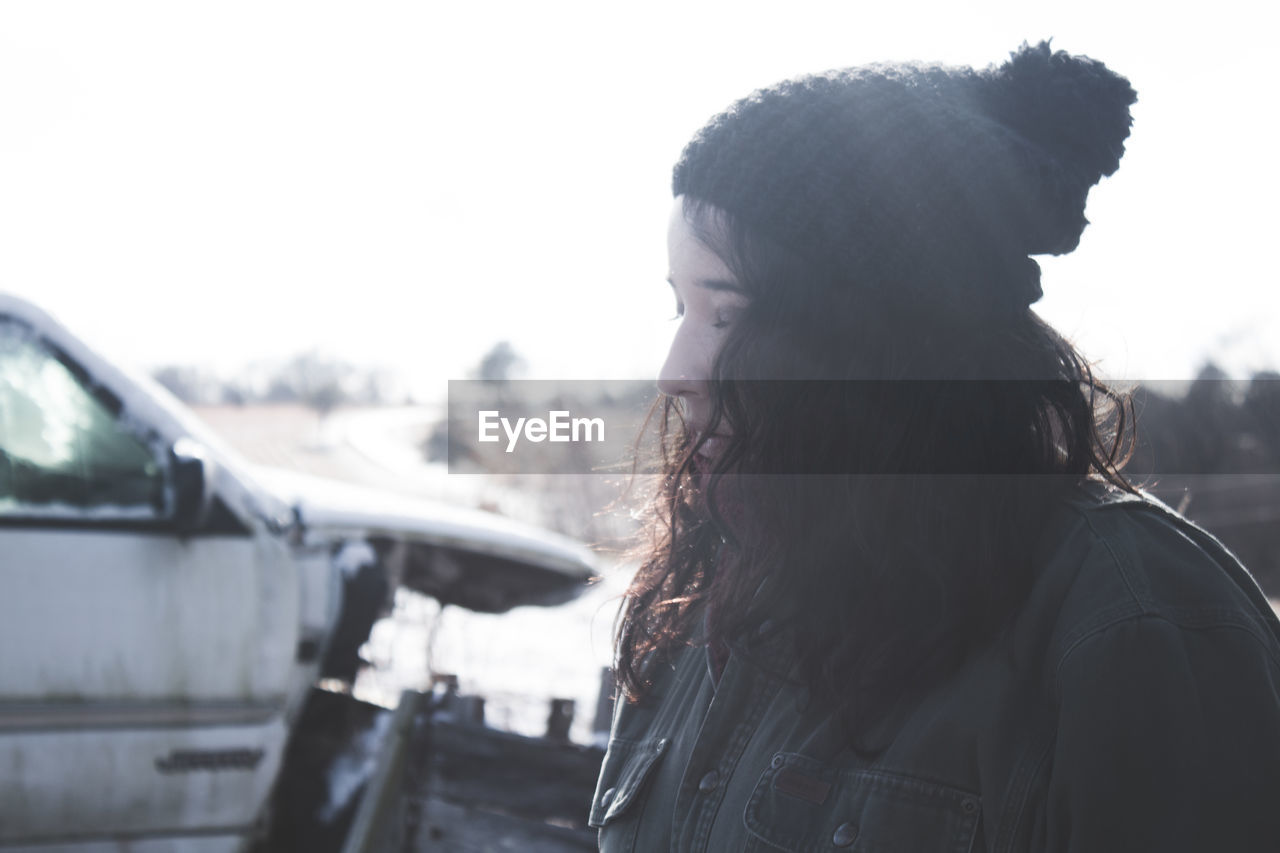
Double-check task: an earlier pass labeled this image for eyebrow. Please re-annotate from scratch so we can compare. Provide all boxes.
[667,277,747,294]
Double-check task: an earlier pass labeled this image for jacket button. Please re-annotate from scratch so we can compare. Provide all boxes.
[832,822,858,847]
[601,787,616,808]
[698,770,720,793]
[771,754,784,769]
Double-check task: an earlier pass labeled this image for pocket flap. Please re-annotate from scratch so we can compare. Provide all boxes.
[588,736,670,828]
[744,753,981,852]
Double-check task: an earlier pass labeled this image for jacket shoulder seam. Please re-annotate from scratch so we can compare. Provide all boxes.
[1055,611,1280,679]
[1066,500,1147,607]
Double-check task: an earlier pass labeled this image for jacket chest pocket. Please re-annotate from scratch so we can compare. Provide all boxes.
[589,736,669,851]
[744,753,981,852]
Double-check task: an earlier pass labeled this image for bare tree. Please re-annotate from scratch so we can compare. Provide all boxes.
[473,341,525,383]
[280,351,351,422]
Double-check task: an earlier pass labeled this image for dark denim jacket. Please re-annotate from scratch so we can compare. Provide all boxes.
[591,484,1280,851]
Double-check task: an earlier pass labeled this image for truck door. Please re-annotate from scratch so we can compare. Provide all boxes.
[0,316,297,849]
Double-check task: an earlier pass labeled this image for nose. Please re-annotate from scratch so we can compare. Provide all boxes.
[657,368,700,401]
[657,321,709,401]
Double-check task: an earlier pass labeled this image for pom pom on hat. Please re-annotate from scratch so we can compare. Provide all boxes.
[672,41,1137,322]
[989,41,1136,184]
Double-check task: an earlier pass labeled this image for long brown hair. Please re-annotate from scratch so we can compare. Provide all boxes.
[616,197,1135,749]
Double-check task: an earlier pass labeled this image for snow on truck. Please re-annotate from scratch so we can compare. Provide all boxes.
[0,294,597,851]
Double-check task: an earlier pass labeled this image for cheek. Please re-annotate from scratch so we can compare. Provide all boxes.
[682,320,724,373]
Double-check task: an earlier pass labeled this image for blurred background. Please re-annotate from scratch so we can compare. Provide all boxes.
[2,1,1277,849]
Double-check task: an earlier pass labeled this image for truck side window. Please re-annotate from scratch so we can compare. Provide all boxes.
[0,318,166,518]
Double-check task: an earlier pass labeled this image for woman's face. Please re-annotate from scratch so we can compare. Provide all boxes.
[659,196,750,460]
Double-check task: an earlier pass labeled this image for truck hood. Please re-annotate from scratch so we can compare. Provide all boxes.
[252,466,599,612]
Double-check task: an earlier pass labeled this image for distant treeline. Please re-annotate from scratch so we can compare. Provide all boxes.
[1126,365,1280,595]
[151,351,399,415]
[1127,365,1280,477]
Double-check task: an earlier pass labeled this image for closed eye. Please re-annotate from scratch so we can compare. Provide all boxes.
[712,306,742,329]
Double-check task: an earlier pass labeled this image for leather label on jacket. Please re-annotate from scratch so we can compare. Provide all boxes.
[774,767,832,804]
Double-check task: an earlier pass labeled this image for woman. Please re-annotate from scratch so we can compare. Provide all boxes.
[592,42,1280,851]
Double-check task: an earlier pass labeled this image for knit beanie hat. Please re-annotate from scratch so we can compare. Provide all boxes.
[672,41,1137,323]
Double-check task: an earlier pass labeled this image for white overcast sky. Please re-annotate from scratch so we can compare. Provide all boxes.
[1,1,1276,400]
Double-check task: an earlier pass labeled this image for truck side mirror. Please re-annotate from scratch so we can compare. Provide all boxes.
[171,438,211,534]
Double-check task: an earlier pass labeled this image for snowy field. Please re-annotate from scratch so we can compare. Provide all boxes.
[354,570,628,745]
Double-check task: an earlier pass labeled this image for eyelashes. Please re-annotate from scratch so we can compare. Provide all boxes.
[667,298,743,328]
[668,308,737,329]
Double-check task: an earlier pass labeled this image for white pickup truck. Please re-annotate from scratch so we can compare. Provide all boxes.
[0,294,596,852]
